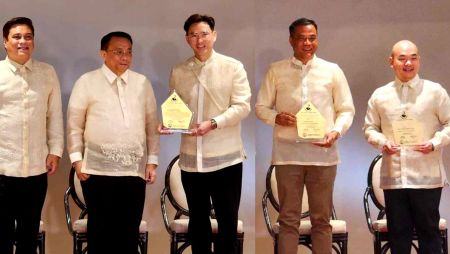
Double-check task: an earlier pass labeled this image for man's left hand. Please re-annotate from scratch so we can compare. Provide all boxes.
[46,154,60,175]
[414,141,434,154]
[311,131,340,148]
[145,164,157,184]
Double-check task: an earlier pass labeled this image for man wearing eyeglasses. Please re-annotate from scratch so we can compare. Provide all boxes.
[0,16,64,254]
[256,18,354,254]
[67,31,159,254]
[160,14,251,254]
[364,40,450,254]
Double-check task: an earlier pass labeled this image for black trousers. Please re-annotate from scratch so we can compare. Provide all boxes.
[384,188,442,254]
[81,175,146,254]
[181,163,242,254]
[0,173,47,254]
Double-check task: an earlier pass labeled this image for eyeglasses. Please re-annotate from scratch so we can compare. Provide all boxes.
[10,33,34,41]
[292,35,317,43]
[107,49,133,57]
[187,31,211,40]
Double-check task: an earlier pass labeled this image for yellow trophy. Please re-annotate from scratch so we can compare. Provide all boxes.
[296,101,325,140]
[161,90,193,133]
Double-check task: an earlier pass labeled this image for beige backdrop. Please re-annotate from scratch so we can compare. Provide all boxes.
[2,0,450,253]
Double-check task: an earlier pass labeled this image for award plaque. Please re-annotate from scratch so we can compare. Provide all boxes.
[295,101,325,140]
[392,113,423,145]
[161,91,193,133]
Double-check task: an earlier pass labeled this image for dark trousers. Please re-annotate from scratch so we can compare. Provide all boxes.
[384,188,442,254]
[181,163,242,254]
[0,173,47,254]
[81,175,146,254]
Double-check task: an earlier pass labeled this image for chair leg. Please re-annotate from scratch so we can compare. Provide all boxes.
[41,232,46,254]
[443,229,448,254]
[239,237,244,254]
[170,235,177,254]
[140,232,148,254]
[75,237,83,254]
[72,235,77,254]
[274,238,278,254]
[342,238,348,254]
[374,234,381,254]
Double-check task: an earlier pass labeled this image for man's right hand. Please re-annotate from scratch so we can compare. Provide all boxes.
[73,161,90,181]
[158,123,174,135]
[383,140,400,155]
[275,112,297,127]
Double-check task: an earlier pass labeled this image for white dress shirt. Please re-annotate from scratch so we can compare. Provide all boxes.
[0,57,64,177]
[256,55,355,166]
[169,51,251,172]
[364,75,450,189]
[67,65,159,179]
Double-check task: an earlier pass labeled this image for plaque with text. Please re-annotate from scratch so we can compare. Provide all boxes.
[392,114,423,146]
[296,101,325,140]
[161,91,193,133]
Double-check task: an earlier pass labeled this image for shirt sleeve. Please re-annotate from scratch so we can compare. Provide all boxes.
[46,66,64,157]
[255,67,278,126]
[429,86,450,150]
[331,66,355,136]
[67,77,89,163]
[144,79,160,165]
[363,92,388,150]
[213,62,251,128]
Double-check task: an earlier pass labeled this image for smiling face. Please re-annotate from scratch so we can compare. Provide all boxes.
[4,24,34,65]
[390,40,420,82]
[185,22,217,62]
[289,24,318,64]
[100,36,132,76]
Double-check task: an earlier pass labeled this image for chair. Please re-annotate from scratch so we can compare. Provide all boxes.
[14,220,45,254]
[262,165,348,254]
[363,154,448,254]
[63,167,148,254]
[160,155,245,254]
[36,220,45,254]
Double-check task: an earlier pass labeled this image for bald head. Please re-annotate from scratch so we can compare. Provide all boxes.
[389,40,420,82]
[391,40,419,57]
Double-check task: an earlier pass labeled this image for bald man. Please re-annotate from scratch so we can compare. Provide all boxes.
[364,40,450,254]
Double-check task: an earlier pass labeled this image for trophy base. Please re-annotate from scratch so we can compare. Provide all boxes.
[169,129,193,134]
[295,138,323,143]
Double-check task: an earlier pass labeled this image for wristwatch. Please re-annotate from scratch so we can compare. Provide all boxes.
[210,119,218,129]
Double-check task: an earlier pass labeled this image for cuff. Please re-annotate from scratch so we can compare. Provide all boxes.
[69,152,83,163]
[147,154,158,165]
[430,139,438,151]
[49,147,64,158]
[214,115,225,129]
[331,128,342,137]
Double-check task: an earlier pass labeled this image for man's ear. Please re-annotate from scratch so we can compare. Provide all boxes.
[100,50,106,61]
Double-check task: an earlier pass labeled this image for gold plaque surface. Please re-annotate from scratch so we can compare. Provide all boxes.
[296,101,325,139]
[161,91,193,131]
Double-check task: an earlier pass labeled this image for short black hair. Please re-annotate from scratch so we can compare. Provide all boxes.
[3,17,34,39]
[183,14,215,35]
[289,18,318,36]
[100,31,133,51]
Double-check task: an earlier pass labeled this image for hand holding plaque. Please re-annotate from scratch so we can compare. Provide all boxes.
[392,112,423,146]
[296,101,325,140]
[161,91,193,133]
